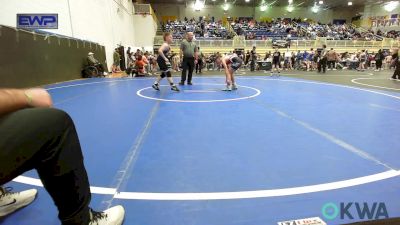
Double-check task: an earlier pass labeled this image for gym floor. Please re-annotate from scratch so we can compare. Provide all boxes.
[2,69,400,225]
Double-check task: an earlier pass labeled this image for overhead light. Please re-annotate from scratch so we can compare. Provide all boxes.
[245,0,250,2]
[260,5,268,11]
[348,1,353,5]
[312,5,319,13]
[288,0,293,4]
[384,1,399,12]
[222,3,230,11]
[319,0,323,4]
[287,5,294,12]
[193,0,205,11]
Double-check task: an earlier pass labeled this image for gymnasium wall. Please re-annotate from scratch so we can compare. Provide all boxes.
[152,3,361,24]
[0,0,137,71]
[133,14,158,48]
[365,4,400,17]
[0,25,106,88]
[358,4,400,28]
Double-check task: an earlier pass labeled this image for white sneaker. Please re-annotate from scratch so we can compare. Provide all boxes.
[0,187,37,217]
[222,85,232,91]
[103,72,108,76]
[89,205,125,225]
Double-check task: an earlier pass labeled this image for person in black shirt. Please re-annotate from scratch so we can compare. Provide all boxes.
[271,48,281,76]
[375,49,384,72]
[391,49,400,80]
[317,45,328,73]
[250,46,257,72]
[152,33,180,92]
[245,50,251,66]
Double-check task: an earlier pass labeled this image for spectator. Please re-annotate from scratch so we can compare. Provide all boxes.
[375,49,384,72]
[126,47,133,64]
[87,52,107,75]
[250,46,257,72]
[134,49,141,60]
[317,45,327,73]
[196,47,204,74]
[172,52,181,72]
[0,88,125,225]
[135,55,147,75]
[391,49,400,80]
[143,52,150,73]
[358,50,367,72]
[245,50,251,66]
[112,48,121,73]
[295,50,303,69]
[327,48,337,70]
[147,52,156,74]
[310,48,318,71]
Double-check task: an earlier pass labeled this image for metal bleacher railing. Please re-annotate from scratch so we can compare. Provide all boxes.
[154,37,400,50]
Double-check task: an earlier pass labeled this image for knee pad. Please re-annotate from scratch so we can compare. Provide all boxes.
[166,72,172,78]
[160,72,166,78]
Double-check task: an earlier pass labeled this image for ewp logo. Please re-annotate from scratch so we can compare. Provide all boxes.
[17,14,58,29]
[321,202,389,221]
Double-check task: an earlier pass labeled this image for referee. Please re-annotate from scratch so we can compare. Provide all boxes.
[180,32,198,85]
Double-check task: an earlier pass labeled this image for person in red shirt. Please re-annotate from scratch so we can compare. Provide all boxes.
[135,55,147,75]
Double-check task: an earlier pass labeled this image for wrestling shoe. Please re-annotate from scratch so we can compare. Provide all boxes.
[152,83,160,91]
[0,187,37,217]
[89,206,125,225]
[222,85,232,91]
[232,84,238,90]
[171,85,180,92]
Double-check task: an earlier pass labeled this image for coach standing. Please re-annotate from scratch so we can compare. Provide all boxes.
[180,32,198,85]
[318,44,328,73]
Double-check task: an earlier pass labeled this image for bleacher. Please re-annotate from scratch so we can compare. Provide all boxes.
[162,20,233,40]
[154,18,399,54]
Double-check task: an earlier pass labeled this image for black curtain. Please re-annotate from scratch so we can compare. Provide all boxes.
[118,46,126,71]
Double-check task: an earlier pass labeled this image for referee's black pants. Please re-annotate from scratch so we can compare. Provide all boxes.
[181,57,195,83]
[196,59,203,73]
[392,64,400,79]
[250,60,256,72]
[0,108,91,225]
[318,58,327,73]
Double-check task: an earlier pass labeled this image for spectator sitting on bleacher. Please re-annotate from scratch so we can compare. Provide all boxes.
[87,52,107,76]
[135,55,147,75]
[164,19,232,40]
[134,49,141,60]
